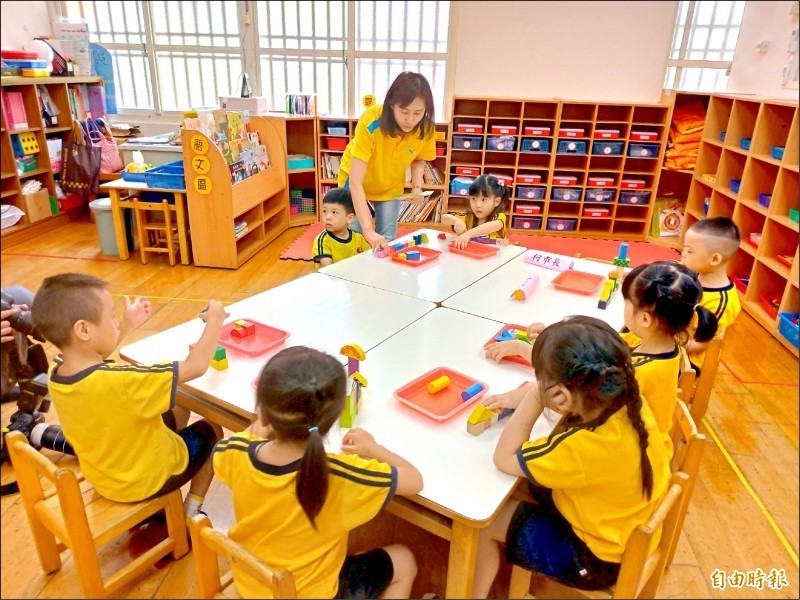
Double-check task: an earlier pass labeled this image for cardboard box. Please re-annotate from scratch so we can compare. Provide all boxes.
[219,96,268,112]
[23,190,53,223]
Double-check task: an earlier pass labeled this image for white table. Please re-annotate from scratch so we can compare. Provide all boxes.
[354,307,556,597]
[120,273,435,427]
[320,228,526,304]
[442,251,626,331]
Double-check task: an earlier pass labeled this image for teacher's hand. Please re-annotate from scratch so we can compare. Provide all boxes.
[364,229,389,253]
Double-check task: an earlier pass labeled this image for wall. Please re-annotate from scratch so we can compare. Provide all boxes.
[0,1,52,50]
[726,0,799,99]
[452,1,679,103]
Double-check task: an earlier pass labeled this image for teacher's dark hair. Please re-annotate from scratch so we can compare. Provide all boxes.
[380,71,435,140]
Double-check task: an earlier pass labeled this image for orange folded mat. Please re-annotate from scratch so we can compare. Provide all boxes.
[670,128,703,145]
[671,101,707,135]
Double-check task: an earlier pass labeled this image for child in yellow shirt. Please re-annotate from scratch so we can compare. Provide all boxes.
[441,174,508,248]
[312,188,371,268]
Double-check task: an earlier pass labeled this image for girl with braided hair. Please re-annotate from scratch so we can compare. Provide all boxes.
[213,346,422,599]
[472,316,672,596]
[621,261,717,446]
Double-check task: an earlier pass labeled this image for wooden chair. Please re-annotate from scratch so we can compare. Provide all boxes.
[6,431,189,598]
[189,513,296,599]
[666,399,706,569]
[677,346,696,404]
[687,334,724,423]
[133,198,180,265]
[508,472,690,599]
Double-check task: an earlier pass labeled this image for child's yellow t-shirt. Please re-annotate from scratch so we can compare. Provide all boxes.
[690,279,741,368]
[450,212,507,238]
[337,104,436,201]
[312,229,372,266]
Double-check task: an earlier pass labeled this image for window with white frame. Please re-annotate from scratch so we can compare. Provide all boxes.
[55,1,453,117]
[256,1,452,118]
[664,0,746,92]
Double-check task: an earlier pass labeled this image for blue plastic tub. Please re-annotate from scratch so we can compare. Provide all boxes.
[556,140,587,154]
[585,188,616,202]
[121,170,147,183]
[453,135,483,150]
[771,146,785,160]
[521,138,550,153]
[143,160,185,190]
[628,143,659,158]
[551,187,582,201]
[516,186,545,200]
[778,312,799,350]
[486,135,516,151]
[592,141,623,156]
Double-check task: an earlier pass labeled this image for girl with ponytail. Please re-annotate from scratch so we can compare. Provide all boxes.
[472,316,672,596]
[441,174,510,248]
[213,346,422,599]
[621,261,717,443]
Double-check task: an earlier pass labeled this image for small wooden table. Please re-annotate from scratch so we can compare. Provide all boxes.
[99,179,190,265]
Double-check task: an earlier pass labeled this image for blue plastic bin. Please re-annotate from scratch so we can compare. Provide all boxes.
[486,136,516,151]
[552,187,582,201]
[450,176,474,196]
[556,140,587,154]
[778,312,799,350]
[521,138,550,153]
[453,135,483,150]
[628,143,659,158]
[143,160,185,190]
[516,186,545,200]
[619,190,651,205]
[585,188,616,202]
[592,141,623,156]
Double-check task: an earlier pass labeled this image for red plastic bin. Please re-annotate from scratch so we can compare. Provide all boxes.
[325,137,349,151]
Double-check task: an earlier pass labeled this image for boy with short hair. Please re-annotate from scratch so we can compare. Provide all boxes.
[31,273,228,519]
[312,187,372,268]
[680,216,742,369]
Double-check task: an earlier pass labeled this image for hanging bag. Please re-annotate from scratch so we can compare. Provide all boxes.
[87,117,124,174]
[60,120,101,197]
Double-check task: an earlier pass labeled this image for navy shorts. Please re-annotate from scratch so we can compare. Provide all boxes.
[505,485,620,591]
[336,548,394,599]
[144,414,218,500]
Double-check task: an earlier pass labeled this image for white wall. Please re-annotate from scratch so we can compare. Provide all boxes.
[727,0,799,99]
[0,1,52,50]
[452,1,679,104]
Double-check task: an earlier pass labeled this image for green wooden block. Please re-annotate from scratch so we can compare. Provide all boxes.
[213,345,227,361]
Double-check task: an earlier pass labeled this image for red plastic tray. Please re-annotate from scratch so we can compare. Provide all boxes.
[551,270,605,295]
[448,241,500,259]
[217,319,290,356]
[395,367,489,422]
[389,246,442,267]
[484,324,533,367]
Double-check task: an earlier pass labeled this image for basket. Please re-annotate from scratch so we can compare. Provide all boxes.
[34,38,68,76]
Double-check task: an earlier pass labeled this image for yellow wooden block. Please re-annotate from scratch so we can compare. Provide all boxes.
[467,404,494,425]
[234,319,247,328]
[210,357,228,370]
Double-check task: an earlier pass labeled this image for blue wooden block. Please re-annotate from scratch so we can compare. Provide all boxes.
[406,250,421,260]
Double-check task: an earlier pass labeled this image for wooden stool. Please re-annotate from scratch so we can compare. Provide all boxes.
[133,198,180,265]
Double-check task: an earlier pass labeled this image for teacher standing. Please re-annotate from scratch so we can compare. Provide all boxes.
[338,72,437,253]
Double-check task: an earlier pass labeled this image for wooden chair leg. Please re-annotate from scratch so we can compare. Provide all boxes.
[509,564,533,598]
[164,490,189,559]
[164,202,176,266]
[133,200,149,265]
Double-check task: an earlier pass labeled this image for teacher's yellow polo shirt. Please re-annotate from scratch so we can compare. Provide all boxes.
[338,104,436,201]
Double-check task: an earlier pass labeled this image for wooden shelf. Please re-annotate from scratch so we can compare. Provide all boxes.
[19,167,50,179]
[679,95,799,351]
[182,116,288,269]
[1,189,18,199]
[44,126,72,134]
[1,171,17,179]
[6,126,41,134]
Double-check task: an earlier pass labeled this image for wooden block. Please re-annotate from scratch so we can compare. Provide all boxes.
[213,345,227,361]
[210,357,228,370]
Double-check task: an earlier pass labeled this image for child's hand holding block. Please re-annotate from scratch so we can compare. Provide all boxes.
[231,319,256,338]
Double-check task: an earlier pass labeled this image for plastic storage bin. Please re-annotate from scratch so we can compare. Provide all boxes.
[585,188,616,202]
[630,131,658,142]
[143,160,186,190]
[619,190,651,204]
[453,135,483,150]
[592,141,623,155]
[778,312,800,350]
[730,179,741,193]
[556,140,587,154]
[551,187,582,201]
[520,138,550,153]
[524,126,551,136]
[547,218,576,231]
[512,216,542,230]
[740,138,751,150]
[326,125,348,135]
[486,135,516,151]
[515,203,541,215]
[456,123,483,134]
[772,146,785,160]
[628,143,659,157]
[450,176,475,196]
[758,194,772,208]
[325,137,349,150]
[516,185,545,200]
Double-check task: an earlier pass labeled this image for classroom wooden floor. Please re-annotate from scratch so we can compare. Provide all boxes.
[0,219,797,599]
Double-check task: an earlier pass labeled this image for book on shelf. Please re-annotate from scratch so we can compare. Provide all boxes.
[398,192,441,223]
[321,154,341,179]
[2,91,28,129]
[234,220,248,239]
[404,162,444,186]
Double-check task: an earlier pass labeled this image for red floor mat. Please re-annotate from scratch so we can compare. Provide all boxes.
[280,222,422,261]
[508,234,680,268]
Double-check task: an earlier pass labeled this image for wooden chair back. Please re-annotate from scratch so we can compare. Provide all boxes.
[508,472,691,599]
[6,430,188,598]
[677,346,695,404]
[133,198,179,265]
[189,513,297,599]
[688,334,724,423]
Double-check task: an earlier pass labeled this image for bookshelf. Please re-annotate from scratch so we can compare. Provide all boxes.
[181,115,288,269]
[261,114,318,228]
[1,75,105,245]
[447,96,671,241]
[680,95,799,356]
[316,115,450,225]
